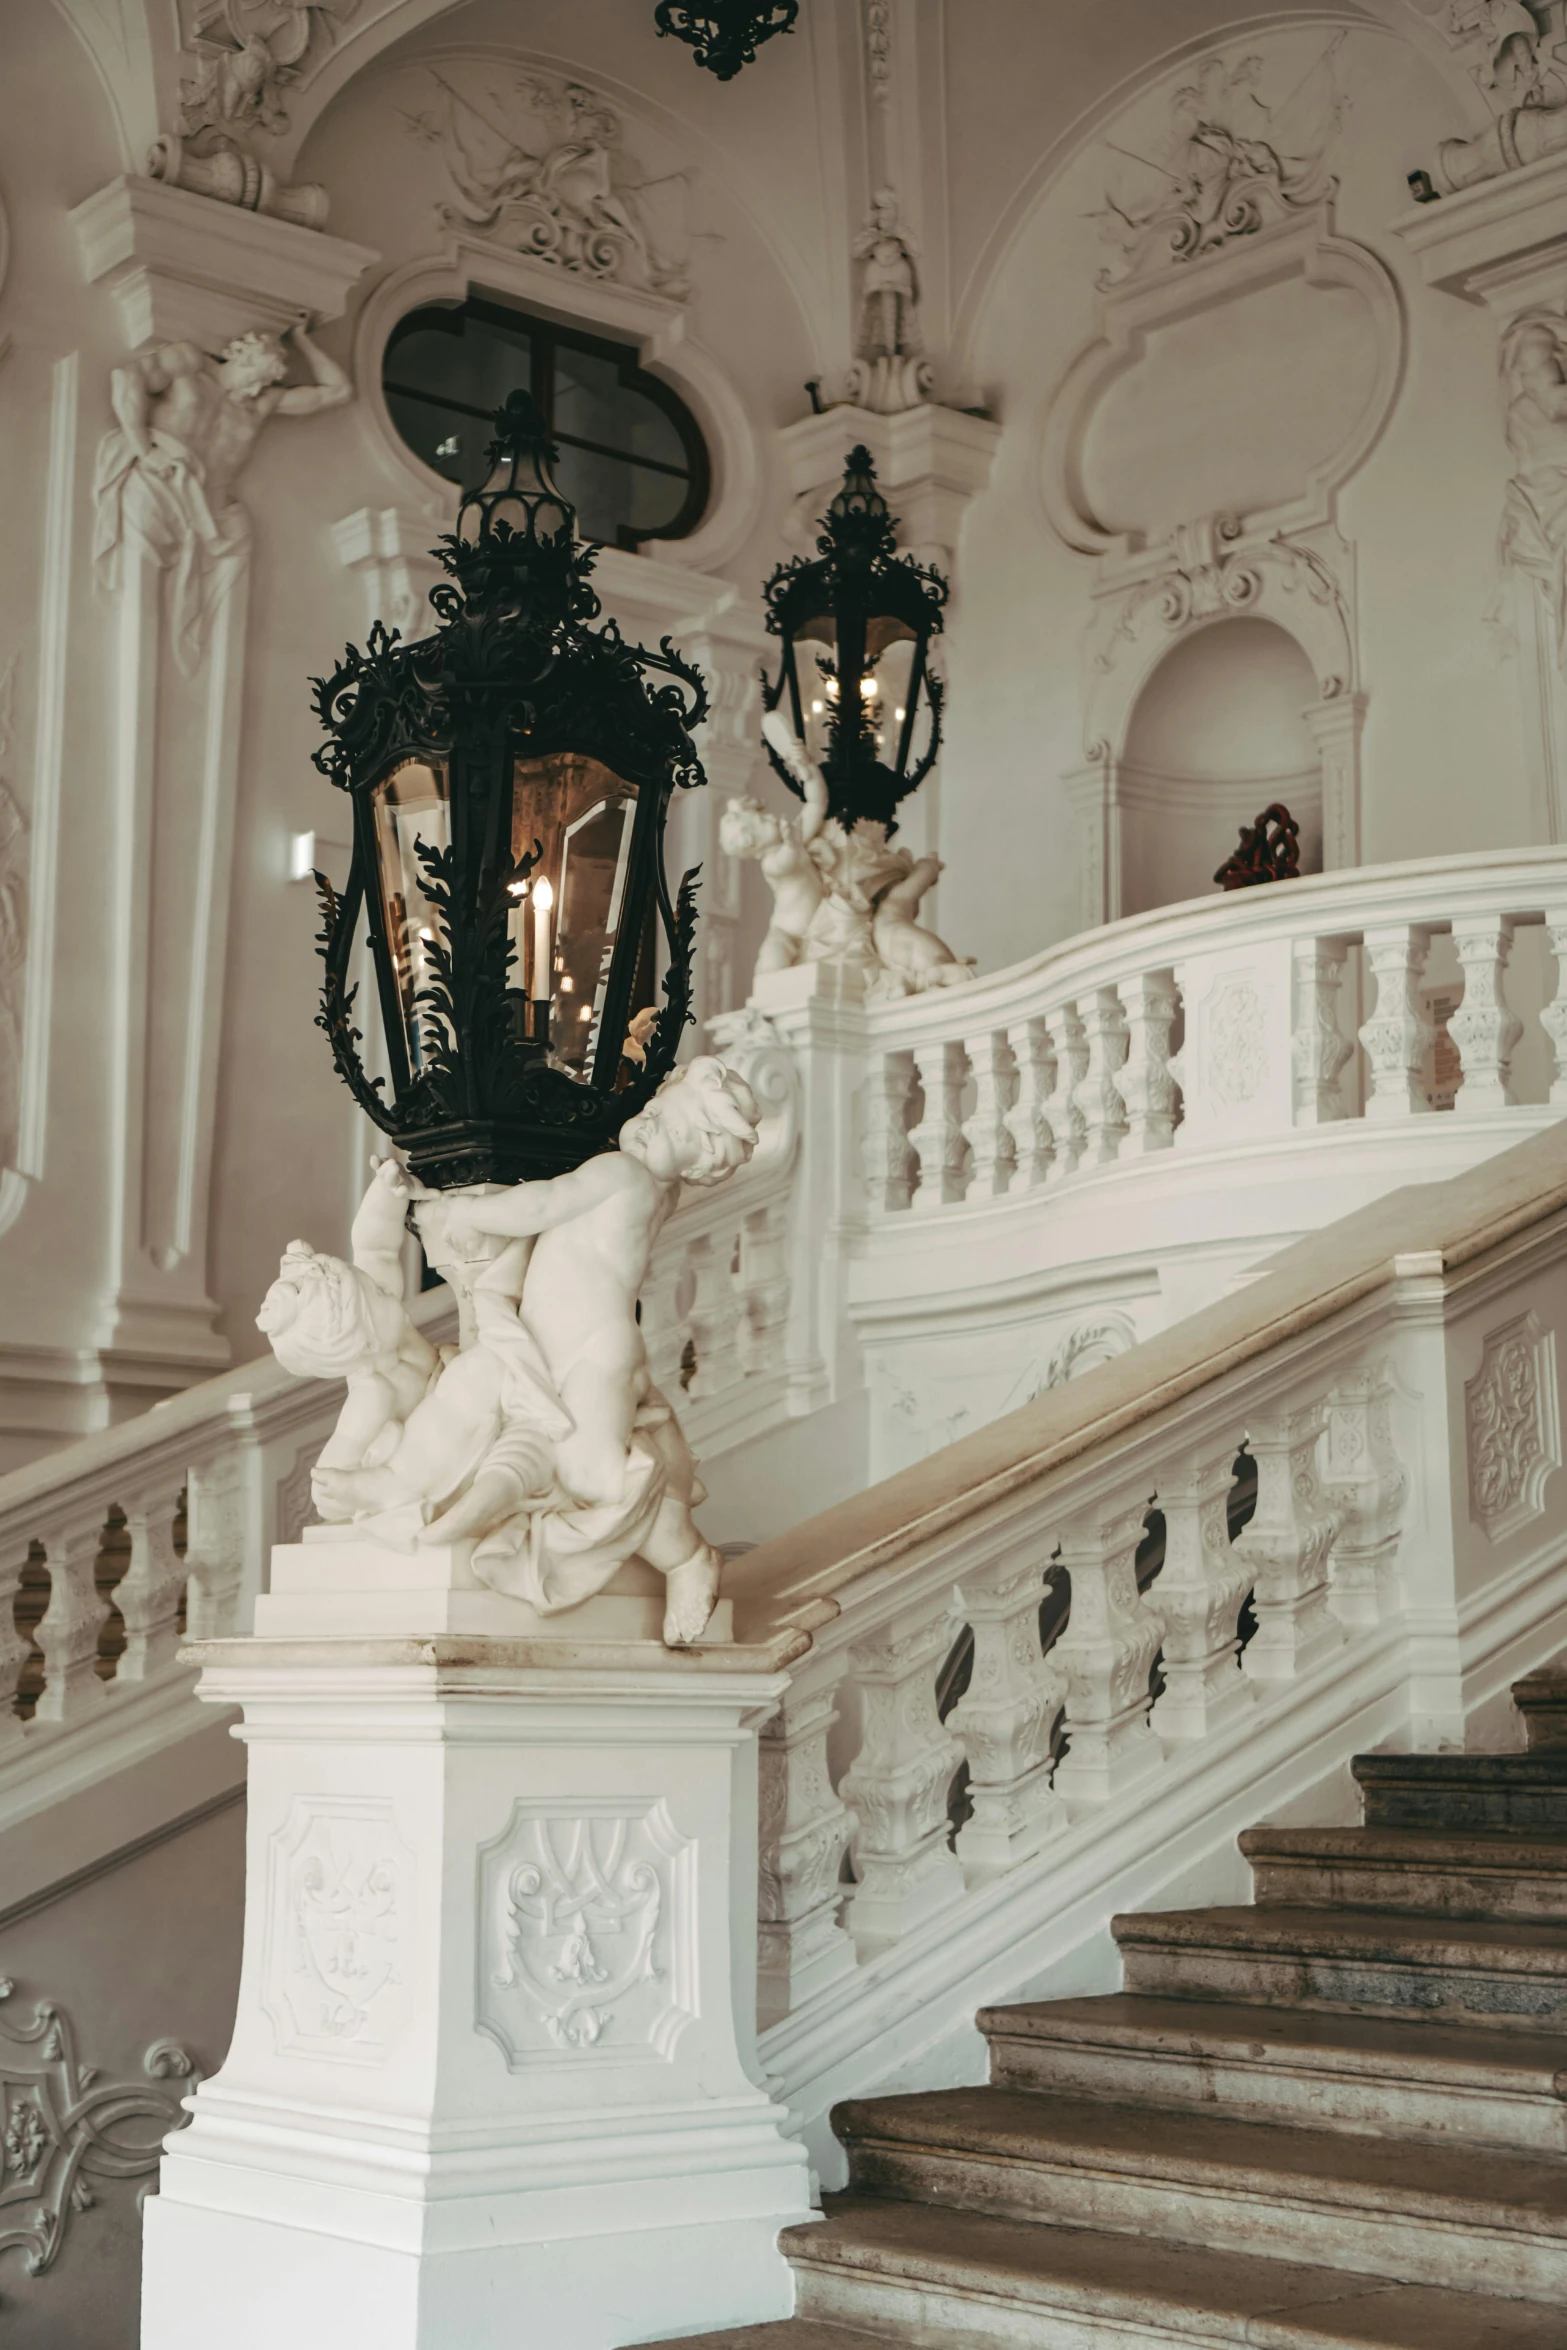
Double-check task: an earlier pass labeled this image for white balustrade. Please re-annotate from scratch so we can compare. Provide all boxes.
[829,849,1567,1222]
[730,1115,1567,2173]
[948,1559,1065,1877]
[1147,1450,1253,1742]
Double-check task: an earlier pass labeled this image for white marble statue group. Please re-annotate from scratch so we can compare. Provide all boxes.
[258,1057,761,1649]
[720,713,974,999]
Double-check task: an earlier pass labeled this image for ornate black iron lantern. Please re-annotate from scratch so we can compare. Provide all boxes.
[653,1,798,79]
[309,392,707,1189]
[760,446,948,833]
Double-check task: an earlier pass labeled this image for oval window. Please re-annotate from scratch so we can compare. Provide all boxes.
[382,296,710,551]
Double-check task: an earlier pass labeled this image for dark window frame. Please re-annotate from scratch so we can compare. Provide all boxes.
[383,296,711,553]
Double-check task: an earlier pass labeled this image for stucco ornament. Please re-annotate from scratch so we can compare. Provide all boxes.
[1094,36,1346,287]
[149,0,355,227]
[721,712,973,999]
[847,188,934,414]
[257,1058,762,1647]
[92,324,351,674]
[1419,0,1567,190]
[404,70,694,298]
[1498,307,1567,666]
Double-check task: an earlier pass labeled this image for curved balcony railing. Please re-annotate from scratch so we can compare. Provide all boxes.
[844,847,1567,1215]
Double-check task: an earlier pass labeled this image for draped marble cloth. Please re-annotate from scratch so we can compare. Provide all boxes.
[91,426,250,676]
[454,1257,694,1617]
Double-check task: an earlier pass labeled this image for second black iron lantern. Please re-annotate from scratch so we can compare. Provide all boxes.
[761,445,948,834]
[653,1,799,79]
[308,391,708,1190]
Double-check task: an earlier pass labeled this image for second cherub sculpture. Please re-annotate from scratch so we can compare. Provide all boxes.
[257,1057,761,1648]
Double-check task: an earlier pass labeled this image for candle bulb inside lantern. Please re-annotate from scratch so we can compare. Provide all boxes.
[506,876,528,981]
[532,875,554,1003]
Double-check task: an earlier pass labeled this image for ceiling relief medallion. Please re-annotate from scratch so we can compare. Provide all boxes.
[400,69,697,299]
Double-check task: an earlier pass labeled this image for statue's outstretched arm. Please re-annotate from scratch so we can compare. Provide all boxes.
[350,1158,416,1303]
[761,709,829,843]
[276,321,353,417]
[450,1155,621,1243]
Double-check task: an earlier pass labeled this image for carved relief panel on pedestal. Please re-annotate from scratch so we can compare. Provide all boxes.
[475,1799,697,2066]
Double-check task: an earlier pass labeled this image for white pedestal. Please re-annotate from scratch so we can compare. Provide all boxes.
[141,1547,813,2350]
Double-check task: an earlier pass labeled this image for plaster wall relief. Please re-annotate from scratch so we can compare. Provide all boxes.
[0,1974,198,2276]
[1043,29,1400,928]
[476,1800,696,2065]
[1465,1307,1562,1539]
[152,0,360,226]
[873,1308,1142,1477]
[1405,0,1567,190]
[398,67,696,297]
[71,186,374,1394]
[262,1796,412,2059]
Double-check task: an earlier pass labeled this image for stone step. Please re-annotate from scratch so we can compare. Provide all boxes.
[782,2197,1567,2350]
[978,1992,1567,2152]
[832,2085,1567,2300]
[1238,1823,1567,1921]
[649,2327,871,2350]
[1114,1902,1567,2026]
[1353,1752,1567,1832]
[1515,1666,1567,1752]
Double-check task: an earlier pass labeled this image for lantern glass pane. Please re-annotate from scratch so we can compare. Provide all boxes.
[510,753,641,1079]
[864,634,919,765]
[371,759,452,1075]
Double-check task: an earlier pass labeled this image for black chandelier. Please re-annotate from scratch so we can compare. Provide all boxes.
[308,392,707,1190]
[761,445,949,834]
[654,1,798,79]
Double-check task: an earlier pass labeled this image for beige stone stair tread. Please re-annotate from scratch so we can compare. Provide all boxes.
[978,1992,1567,2088]
[833,2085,1567,2230]
[649,2327,876,2349]
[784,2198,1567,2347]
[1237,1826,1567,1868]
[1113,1903,1567,1969]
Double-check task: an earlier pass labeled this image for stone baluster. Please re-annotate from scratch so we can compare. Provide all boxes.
[1115,969,1179,1156]
[948,1562,1065,1881]
[1042,1003,1088,1182]
[860,1048,917,1211]
[1319,1364,1408,1629]
[1291,937,1353,1124]
[908,1040,969,1211]
[756,1652,858,2028]
[1072,986,1130,1168]
[1004,1017,1054,1189]
[1235,1402,1344,1683]
[841,1602,965,1952]
[185,1451,255,1640]
[1450,914,1522,1114]
[1051,1503,1164,1807]
[736,1201,790,1377]
[1358,924,1434,1119]
[0,1539,33,1747]
[685,1229,745,1401]
[636,1239,690,1399]
[1541,905,1567,1106]
[1148,1453,1254,1742]
[962,1030,1017,1201]
[116,1499,189,1681]
[32,1521,109,1723]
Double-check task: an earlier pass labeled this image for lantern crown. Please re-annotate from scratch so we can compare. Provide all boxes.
[654,1,799,79]
[761,444,949,834]
[306,397,710,1191]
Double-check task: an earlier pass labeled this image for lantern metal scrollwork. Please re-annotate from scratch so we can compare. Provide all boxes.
[760,444,949,834]
[308,391,708,1190]
[653,1,798,79]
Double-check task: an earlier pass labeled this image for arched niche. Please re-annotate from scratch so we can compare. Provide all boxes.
[1117,618,1320,918]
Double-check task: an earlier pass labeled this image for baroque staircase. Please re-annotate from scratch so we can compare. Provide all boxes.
[673,1662,1567,2350]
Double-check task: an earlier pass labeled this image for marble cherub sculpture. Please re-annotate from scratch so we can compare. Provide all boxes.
[720,710,974,999]
[258,1058,761,1648]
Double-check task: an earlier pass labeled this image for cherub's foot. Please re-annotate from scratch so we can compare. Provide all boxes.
[310,1466,363,1522]
[662,1544,721,1648]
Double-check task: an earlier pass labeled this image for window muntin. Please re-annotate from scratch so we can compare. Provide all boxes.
[383,297,709,551]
